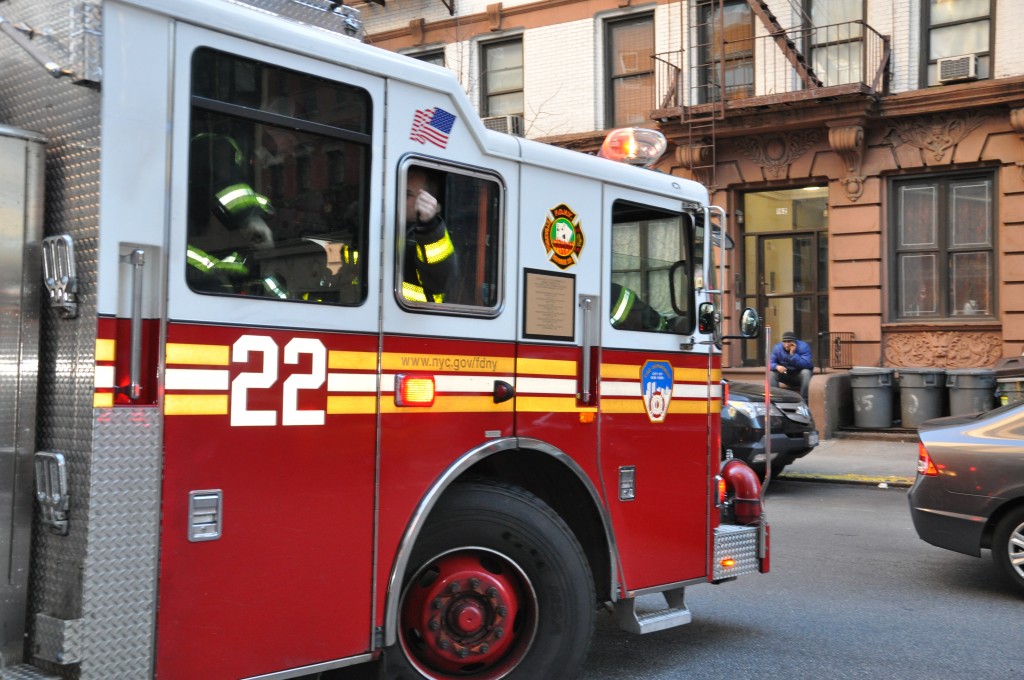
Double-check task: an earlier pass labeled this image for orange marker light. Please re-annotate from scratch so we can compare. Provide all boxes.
[395,374,435,407]
[720,557,736,569]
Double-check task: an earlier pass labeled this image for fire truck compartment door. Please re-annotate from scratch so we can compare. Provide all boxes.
[158,24,384,679]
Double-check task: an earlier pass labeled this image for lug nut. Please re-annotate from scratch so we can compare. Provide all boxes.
[487,587,498,597]
[469,578,480,589]
[439,640,451,650]
[497,605,508,617]
[433,598,444,609]
[458,648,469,658]
[448,582,460,593]
[429,619,441,631]
[494,627,504,639]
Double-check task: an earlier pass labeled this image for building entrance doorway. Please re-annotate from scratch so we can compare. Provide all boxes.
[738,187,828,366]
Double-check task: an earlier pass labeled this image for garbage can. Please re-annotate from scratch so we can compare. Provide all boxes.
[946,368,996,415]
[898,368,946,428]
[996,378,1024,406]
[849,367,895,429]
[994,356,1024,407]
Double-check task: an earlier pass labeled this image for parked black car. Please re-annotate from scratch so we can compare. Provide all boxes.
[721,380,818,476]
[908,401,1024,594]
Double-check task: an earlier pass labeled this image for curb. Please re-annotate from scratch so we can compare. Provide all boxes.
[776,472,915,489]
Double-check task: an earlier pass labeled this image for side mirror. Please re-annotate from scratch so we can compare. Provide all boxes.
[737,307,761,339]
[698,301,716,334]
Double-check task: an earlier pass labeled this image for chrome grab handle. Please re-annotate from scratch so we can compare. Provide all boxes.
[121,248,145,400]
[579,294,594,404]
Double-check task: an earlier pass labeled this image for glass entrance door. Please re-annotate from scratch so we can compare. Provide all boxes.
[738,187,828,365]
[759,233,825,355]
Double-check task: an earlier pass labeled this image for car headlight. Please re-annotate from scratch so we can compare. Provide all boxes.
[795,403,811,418]
[728,400,767,419]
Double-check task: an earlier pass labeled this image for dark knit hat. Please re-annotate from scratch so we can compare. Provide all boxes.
[782,331,797,342]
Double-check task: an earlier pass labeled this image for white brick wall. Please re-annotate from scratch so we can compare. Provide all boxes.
[995,0,1024,78]
[360,0,1020,139]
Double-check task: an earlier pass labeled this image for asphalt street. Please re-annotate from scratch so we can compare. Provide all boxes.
[777,435,920,488]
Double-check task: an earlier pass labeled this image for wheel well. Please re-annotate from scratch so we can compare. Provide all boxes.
[981,496,1024,550]
[464,448,613,602]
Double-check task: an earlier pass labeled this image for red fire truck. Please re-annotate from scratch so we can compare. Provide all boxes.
[0,1,766,678]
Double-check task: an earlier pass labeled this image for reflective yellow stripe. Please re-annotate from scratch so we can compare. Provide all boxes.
[402,281,428,302]
[165,394,229,416]
[420,232,455,264]
[328,350,378,371]
[166,343,231,366]
[216,184,263,215]
[96,338,116,362]
[610,287,635,326]
[93,392,114,408]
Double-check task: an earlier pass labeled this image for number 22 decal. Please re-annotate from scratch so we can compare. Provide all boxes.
[231,335,326,427]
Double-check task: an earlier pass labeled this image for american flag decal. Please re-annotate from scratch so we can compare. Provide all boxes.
[410,107,457,149]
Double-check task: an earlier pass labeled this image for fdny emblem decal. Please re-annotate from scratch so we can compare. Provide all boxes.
[641,360,673,423]
[542,204,585,270]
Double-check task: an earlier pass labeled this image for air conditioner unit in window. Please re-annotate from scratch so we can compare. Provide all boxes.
[481,114,525,137]
[937,54,978,84]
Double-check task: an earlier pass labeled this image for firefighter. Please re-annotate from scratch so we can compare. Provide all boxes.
[402,166,457,303]
[187,131,281,296]
[610,282,669,331]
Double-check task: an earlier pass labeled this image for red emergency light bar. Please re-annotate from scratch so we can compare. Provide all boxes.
[597,127,667,169]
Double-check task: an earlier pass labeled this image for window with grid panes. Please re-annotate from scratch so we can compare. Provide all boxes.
[606,14,654,127]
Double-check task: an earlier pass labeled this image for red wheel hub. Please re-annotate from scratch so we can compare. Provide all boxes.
[400,550,536,677]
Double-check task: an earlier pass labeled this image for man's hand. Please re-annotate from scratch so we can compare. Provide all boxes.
[413,189,439,224]
[776,364,788,374]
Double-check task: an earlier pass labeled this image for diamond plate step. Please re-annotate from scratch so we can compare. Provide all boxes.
[614,587,691,634]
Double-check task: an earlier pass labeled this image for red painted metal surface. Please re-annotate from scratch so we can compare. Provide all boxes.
[155,322,377,679]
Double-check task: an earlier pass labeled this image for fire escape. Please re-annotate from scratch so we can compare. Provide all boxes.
[655,0,890,189]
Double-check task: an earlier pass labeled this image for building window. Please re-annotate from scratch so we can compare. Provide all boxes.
[695,0,754,103]
[806,0,864,86]
[892,173,995,320]
[606,14,654,127]
[923,0,991,86]
[411,49,445,68]
[481,38,523,117]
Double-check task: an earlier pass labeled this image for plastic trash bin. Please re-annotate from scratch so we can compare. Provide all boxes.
[898,368,946,428]
[996,378,1024,406]
[946,368,996,415]
[994,356,1024,407]
[850,367,895,429]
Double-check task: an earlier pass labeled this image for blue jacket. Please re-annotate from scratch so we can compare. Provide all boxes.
[769,339,813,372]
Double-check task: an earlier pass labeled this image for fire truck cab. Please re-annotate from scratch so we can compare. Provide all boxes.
[0,1,766,679]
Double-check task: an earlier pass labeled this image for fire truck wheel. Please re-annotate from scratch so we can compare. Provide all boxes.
[386,479,595,680]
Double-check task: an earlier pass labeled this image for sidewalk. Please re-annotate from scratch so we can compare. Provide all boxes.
[776,434,920,488]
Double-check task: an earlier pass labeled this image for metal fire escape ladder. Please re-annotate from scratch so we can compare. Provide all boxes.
[682,0,726,189]
[746,0,822,89]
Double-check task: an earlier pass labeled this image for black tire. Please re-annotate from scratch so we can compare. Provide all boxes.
[992,506,1024,594]
[383,479,595,680]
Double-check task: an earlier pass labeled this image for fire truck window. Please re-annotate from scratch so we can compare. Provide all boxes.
[186,48,372,305]
[610,201,693,334]
[398,162,503,313]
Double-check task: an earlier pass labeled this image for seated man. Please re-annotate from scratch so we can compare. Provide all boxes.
[769,331,813,400]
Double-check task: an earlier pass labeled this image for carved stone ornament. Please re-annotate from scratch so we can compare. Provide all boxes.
[885,111,988,162]
[735,129,820,180]
[674,142,713,186]
[884,331,1003,368]
[828,124,865,201]
[1011,108,1024,179]
[486,3,502,31]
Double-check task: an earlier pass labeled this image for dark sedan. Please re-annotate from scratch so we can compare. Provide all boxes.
[908,401,1024,594]
[721,380,818,477]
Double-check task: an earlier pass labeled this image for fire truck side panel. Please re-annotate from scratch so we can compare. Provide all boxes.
[595,185,718,591]
[152,20,389,679]
[376,78,522,624]
[0,1,111,676]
